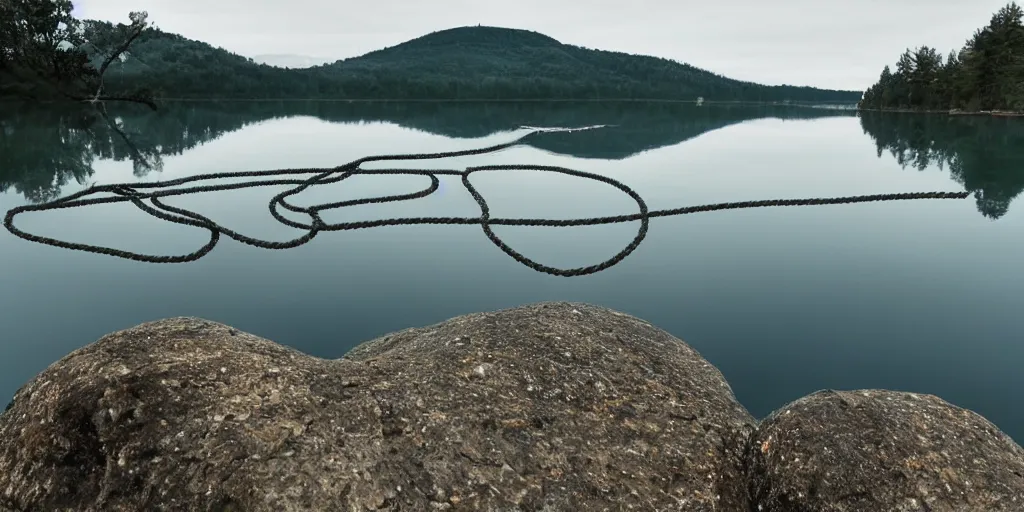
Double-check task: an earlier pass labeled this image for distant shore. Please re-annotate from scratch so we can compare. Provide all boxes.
[0,95,857,106]
[858,107,1024,117]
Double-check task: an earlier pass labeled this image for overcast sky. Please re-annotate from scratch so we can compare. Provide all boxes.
[73,0,1012,91]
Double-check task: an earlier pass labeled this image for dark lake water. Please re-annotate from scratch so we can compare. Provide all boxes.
[2,101,1022,442]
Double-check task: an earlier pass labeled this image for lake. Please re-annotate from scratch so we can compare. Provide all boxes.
[2,100,1022,442]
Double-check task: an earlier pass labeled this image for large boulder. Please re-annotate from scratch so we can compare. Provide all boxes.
[5,303,1023,511]
[747,389,1024,511]
[0,302,755,511]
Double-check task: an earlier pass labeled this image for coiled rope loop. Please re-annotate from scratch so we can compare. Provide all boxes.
[3,130,969,276]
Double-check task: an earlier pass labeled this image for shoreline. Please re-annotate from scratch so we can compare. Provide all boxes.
[858,107,1024,117]
[1,95,857,105]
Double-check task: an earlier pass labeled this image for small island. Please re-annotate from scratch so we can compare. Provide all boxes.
[859,2,1024,115]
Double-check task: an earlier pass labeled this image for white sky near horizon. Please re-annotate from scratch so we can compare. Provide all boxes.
[72,0,1013,91]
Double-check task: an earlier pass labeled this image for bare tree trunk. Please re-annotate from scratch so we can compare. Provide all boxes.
[60,87,157,111]
[84,12,155,110]
[88,93,158,110]
[95,26,145,81]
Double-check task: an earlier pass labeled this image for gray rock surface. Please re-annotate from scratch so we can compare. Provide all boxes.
[0,302,755,511]
[747,389,1024,512]
[3,303,1024,511]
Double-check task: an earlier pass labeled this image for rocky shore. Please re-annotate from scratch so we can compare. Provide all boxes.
[2,302,1022,511]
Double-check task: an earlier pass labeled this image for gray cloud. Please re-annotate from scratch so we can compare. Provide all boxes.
[74,0,1011,90]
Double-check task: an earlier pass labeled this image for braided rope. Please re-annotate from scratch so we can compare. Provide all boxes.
[3,130,969,276]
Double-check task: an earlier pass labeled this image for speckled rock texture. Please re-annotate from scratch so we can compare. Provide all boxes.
[3,303,1023,511]
[747,389,1024,512]
[0,302,755,511]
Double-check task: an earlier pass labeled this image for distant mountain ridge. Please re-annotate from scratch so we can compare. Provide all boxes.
[80,23,861,103]
[251,54,333,69]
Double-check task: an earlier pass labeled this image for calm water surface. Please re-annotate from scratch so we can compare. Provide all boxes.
[2,101,1022,441]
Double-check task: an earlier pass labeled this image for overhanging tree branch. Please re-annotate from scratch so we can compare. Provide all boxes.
[77,11,156,109]
[95,11,148,82]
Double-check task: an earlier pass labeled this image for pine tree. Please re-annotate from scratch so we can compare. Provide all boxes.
[860,2,1024,111]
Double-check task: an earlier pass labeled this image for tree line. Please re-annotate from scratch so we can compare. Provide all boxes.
[860,2,1024,112]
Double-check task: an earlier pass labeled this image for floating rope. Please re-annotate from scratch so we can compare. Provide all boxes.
[3,129,969,276]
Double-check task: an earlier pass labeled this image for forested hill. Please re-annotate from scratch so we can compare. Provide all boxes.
[317,26,860,102]
[88,24,860,102]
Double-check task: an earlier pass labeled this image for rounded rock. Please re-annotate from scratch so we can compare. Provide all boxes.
[747,389,1024,512]
[0,302,754,511]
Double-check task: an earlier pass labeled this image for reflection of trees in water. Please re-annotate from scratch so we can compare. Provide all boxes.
[859,112,1024,219]
[2,100,857,204]
[0,102,267,203]
[0,108,97,203]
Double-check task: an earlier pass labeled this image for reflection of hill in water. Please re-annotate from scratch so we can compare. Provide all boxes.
[1,100,855,204]
[859,112,1024,219]
[301,101,857,160]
